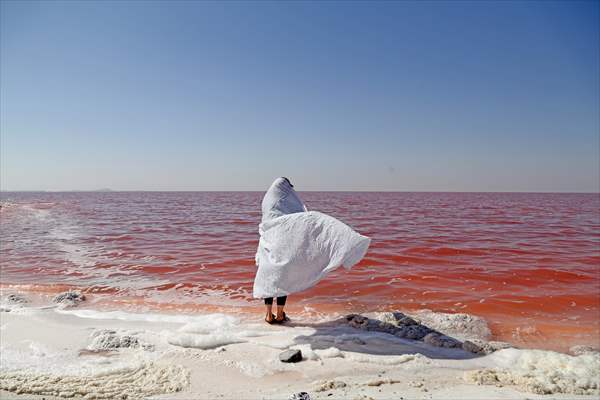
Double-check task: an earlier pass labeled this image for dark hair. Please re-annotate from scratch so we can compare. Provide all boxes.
[282,177,293,187]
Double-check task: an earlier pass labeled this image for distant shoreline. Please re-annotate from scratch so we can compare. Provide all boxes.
[1,190,599,194]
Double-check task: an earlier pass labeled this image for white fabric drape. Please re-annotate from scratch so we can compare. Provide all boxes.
[253,178,371,298]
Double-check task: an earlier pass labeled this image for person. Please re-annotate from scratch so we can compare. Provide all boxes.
[253,177,370,325]
[257,177,303,324]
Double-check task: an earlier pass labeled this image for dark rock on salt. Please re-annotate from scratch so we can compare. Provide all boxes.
[459,339,512,354]
[423,332,461,348]
[394,324,432,340]
[279,349,303,363]
[462,340,484,354]
[347,313,432,340]
[396,314,419,326]
[346,314,370,330]
[374,321,399,335]
[288,392,311,400]
[347,314,402,334]
[376,312,429,338]
[1,294,29,311]
[346,312,478,350]
[52,290,86,306]
[6,294,28,304]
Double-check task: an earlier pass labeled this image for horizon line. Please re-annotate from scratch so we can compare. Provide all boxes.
[1,189,599,194]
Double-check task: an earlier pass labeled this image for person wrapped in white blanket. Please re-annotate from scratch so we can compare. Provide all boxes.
[254,177,371,324]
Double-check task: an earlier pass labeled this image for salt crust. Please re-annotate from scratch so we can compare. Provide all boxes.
[465,348,600,395]
[0,362,189,399]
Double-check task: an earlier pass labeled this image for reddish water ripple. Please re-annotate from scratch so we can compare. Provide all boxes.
[1,191,598,352]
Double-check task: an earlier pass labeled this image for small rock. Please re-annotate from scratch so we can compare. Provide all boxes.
[6,294,28,304]
[289,392,311,400]
[394,325,432,340]
[279,349,302,363]
[423,332,461,348]
[345,313,361,321]
[53,290,86,306]
[346,314,369,330]
[375,320,399,334]
[463,340,484,354]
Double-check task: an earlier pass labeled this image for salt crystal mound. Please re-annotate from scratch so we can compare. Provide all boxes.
[56,308,294,351]
[406,310,492,342]
[167,332,246,350]
[0,362,189,399]
[0,342,189,399]
[5,293,28,305]
[165,313,274,350]
[88,329,155,351]
[0,294,28,313]
[465,348,600,395]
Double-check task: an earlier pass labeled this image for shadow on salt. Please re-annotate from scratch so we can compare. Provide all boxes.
[166,310,486,362]
[289,312,483,361]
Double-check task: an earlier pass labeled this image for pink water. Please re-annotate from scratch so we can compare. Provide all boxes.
[1,192,598,352]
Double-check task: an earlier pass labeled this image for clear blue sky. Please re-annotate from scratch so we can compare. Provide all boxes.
[1,0,598,192]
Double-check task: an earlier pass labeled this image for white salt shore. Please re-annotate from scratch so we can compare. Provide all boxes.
[0,294,598,400]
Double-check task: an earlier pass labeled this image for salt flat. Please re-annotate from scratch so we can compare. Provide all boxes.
[1,296,598,400]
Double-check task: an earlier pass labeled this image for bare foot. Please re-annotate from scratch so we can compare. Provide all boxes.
[275,312,288,323]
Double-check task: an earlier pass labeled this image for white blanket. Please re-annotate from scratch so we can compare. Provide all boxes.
[253,178,371,298]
